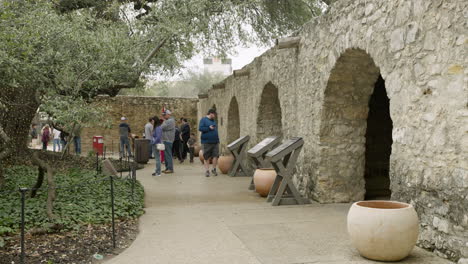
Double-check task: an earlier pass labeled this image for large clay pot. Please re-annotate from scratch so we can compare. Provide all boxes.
[218,155,234,174]
[347,200,419,261]
[199,150,204,163]
[194,145,201,157]
[253,169,277,197]
[199,150,212,164]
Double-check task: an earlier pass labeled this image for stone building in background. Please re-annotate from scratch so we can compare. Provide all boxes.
[198,0,467,262]
[203,57,233,76]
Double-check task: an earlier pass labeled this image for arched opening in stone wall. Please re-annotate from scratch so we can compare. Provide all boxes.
[211,104,218,124]
[227,97,240,144]
[319,49,392,202]
[256,82,283,141]
[364,76,393,200]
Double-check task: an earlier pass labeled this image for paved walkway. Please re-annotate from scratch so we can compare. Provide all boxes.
[106,161,452,264]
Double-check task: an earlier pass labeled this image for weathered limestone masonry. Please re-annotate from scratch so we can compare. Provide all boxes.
[198,0,467,261]
[82,95,198,155]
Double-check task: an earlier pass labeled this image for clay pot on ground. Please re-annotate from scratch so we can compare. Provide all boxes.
[194,145,201,157]
[347,200,419,262]
[218,155,234,174]
[253,169,277,197]
[198,150,212,164]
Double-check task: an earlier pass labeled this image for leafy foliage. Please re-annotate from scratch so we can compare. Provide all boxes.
[40,95,112,134]
[0,166,144,235]
[0,1,141,98]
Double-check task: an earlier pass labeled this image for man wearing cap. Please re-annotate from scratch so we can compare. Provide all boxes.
[119,117,132,158]
[161,110,176,173]
[198,109,219,177]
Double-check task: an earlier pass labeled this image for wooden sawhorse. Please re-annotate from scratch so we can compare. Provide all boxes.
[265,137,310,206]
[246,136,281,190]
[227,136,250,177]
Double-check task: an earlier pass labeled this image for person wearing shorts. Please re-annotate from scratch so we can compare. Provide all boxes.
[198,109,219,177]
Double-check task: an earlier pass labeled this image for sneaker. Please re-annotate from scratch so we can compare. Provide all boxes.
[164,170,174,174]
[205,170,210,177]
[156,174,161,177]
[211,169,218,176]
[152,173,156,176]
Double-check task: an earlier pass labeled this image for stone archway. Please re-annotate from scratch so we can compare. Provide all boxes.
[256,82,283,141]
[227,97,240,144]
[211,104,218,124]
[318,48,393,202]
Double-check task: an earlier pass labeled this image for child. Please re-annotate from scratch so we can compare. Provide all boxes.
[187,133,197,163]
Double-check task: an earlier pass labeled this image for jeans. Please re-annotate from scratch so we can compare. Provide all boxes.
[172,140,182,161]
[148,142,153,158]
[189,147,194,162]
[42,141,48,150]
[182,140,190,160]
[152,144,161,175]
[74,137,81,155]
[120,136,132,157]
[163,141,173,171]
[53,139,61,152]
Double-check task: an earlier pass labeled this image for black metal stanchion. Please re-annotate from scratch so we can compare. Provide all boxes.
[110,176,116,248]
[131,164,136,201]
[119,157,123,178]
[96,152,99,174]
[103,146,107,160]
[19,188,27,264]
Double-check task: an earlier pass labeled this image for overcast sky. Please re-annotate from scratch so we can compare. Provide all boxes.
[184,45,270,73]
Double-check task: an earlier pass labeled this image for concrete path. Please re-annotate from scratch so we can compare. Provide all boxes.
[106,161,452,264]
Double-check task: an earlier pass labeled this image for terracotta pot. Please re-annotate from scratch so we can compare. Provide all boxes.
[199,150,204,163]
[218,155,234,174]
[347,200,419,261]
[253,169,277,197]
[194,145,201,157]
[199,150,212,164]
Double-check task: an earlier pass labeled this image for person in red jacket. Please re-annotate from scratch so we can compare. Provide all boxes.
[41,124,51,150]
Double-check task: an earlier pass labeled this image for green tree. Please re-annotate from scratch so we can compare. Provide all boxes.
[0,0,324,216]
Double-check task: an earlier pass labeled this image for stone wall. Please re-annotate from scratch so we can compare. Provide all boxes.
[82,96,198,155]
[198,0,467,261]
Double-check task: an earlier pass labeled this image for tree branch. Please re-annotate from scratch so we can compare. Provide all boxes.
[0,125,11,160]
[31,151,56,220]
[106,36,170,92]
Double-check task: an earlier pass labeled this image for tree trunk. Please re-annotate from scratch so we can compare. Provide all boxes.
[30,167,45,198]
[0,87,40,161]
[31,151,56,220]
[0,168,4,187]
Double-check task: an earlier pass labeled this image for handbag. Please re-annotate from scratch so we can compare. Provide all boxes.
[156,143,165,151]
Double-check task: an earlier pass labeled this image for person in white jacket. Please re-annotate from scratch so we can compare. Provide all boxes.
[52,128,61,152]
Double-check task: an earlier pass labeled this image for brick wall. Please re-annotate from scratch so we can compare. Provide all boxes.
[81,95,198,155]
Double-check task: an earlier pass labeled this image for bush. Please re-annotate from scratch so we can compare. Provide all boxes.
[0,166,144,235]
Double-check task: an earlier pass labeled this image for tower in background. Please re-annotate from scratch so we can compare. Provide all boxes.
[203,57,232,76]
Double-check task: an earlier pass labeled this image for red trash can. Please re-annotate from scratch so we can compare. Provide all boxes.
[93,136,104,155]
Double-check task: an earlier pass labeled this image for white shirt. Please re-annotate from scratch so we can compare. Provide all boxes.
[53,129,61,139]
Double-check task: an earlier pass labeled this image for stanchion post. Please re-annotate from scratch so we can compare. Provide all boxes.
[110,176,116,248]
[19,187,28,264]
[96,152,99,174]
[119,157,123,178]
[131,164,135,201]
